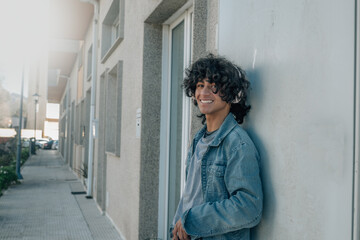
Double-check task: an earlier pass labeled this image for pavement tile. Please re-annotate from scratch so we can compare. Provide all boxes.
[0,150,123,240]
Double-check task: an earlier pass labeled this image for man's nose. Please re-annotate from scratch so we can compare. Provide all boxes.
[199,86,212,95]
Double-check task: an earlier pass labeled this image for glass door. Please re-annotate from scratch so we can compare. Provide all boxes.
[158,6,193,240]
[167,19,185,229]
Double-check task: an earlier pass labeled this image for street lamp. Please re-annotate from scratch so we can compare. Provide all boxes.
[15,65,25,180]
[33,93,39,139]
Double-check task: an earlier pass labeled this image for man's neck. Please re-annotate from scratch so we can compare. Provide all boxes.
[206,111,230,132]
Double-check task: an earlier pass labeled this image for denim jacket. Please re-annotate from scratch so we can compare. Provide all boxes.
[180,113,263,239]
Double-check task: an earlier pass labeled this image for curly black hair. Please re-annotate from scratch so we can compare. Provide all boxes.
[183,54,251,124]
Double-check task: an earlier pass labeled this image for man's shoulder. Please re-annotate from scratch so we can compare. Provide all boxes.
[224,125,255,147]
[222,126,259,161]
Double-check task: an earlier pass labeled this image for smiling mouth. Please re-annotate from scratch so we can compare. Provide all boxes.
[200,100,213,104]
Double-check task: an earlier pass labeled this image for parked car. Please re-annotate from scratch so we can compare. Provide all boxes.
[35,138,49,149]
[43,140,54,149]
[51,140,59,150]
[22,138,30,147]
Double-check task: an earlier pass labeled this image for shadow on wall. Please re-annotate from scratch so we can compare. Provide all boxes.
[243,68,276,238]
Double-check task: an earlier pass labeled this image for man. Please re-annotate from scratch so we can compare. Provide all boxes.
[171,54,263,240]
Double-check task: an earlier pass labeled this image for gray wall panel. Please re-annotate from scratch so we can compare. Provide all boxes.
[97,74,107,211]
[138,23,162,240]
[219,1,355,239]
[84,89,91,166]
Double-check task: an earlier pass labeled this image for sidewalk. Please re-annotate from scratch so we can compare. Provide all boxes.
[0,150,123,240]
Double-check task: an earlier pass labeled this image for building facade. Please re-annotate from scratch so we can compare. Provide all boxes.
[29,0,360,239]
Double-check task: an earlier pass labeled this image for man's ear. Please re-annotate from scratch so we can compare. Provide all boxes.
[192,96,197,105]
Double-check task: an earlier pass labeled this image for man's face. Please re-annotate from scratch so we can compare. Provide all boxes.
[195,78,231,119]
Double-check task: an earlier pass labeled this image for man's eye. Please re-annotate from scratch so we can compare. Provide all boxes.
[197,84,204,88]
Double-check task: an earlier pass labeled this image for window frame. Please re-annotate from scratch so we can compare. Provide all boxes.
[100,0,125,63]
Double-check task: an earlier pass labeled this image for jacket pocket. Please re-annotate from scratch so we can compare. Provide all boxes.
[206,165,229,200]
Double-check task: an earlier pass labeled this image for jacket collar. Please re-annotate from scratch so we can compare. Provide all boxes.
[194,113,238,147]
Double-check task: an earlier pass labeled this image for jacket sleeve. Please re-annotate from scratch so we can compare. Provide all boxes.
[169,142,194,238]
[181,141,263,238]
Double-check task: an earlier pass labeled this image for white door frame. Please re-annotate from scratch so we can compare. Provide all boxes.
[158,3,193,239]
[353,1,360,239]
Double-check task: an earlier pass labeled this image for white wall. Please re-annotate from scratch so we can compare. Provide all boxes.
[219,1,354,239]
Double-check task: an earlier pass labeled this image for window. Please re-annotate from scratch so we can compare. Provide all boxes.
[101,0,125,62]
[84,89,91,165]
[60,117,66,157]
[105,61,123,156]
[75,104,80,145]
[87,45,93,81]
[111,16,120,43]
[62,93,67,112]
[76,100,85,146]
[77,66,84,101]
[78,43,84,69]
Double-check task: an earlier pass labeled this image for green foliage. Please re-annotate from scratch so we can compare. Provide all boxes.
[0,153,14,167]
[0,140,29,195]
[75,162,88,179]
[0,165,18,193]
[21,148,29,165]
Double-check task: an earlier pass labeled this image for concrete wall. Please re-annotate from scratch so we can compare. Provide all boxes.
[218,1,355,239]
[206,0,218,55]
[95,72,107,211]
[95,0,163,239]
[139,22,162,239]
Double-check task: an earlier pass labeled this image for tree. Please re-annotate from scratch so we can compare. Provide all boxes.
[0,76,11,128]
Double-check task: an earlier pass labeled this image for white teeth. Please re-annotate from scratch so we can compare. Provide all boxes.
[201,100,213,103]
